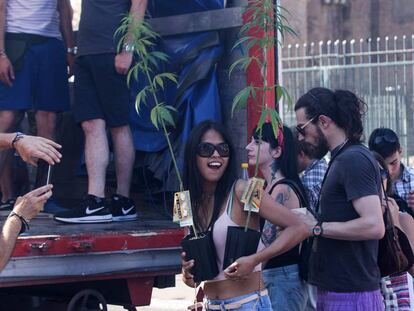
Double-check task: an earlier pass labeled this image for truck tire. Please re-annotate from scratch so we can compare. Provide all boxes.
[67,289,108,311]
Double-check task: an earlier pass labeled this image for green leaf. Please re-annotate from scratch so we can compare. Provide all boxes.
[231,86,251,117]
[231,36,254,52]
[257,108,268,132]
[159,105,176,128]
[159,72,178,84]
[276,85,284,103]
[146,54,159,69]
[154,75,164,90]
[269,109,281,139]
[151,51,169,62]
[228,56,252,78]
[150,106,160,130]
[134,86,148,114]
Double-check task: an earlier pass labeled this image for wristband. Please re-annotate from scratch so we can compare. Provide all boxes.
[11,132,24,149]
[8,212,30,234]
[67,47,77,55]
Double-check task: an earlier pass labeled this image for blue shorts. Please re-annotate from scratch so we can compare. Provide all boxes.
[73,54,130,128]
[0,38,70,112]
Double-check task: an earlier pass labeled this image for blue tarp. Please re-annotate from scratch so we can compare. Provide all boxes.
[129,0,225,191]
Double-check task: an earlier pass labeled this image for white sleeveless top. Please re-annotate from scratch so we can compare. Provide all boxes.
[6,0,61,39]
[206,183,264,282]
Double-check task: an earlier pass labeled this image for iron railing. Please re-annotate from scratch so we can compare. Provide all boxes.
[281,35,414,164]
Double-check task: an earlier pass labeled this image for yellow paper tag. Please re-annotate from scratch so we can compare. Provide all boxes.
[251,177,265,210]
[173,190,194,227]
[243,177,264,213]
[241,178,257,204]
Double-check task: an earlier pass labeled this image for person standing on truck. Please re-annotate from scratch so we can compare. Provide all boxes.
[0,0,74,212]
[294,87,385,310]
[181,120,310,310]
[54,0,148,224]
[0,131,60,271]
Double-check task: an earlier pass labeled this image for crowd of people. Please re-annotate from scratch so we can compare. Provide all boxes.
[181,88,414,311]
[2,1,414,311]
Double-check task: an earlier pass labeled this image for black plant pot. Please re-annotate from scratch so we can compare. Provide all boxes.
[223,226,261,270]
[181,231,219,283]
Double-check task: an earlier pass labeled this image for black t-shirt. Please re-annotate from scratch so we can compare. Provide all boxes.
[308,144,382,292]
[77,0,131,56]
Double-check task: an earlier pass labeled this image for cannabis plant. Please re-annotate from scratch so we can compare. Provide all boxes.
[116,15,183,191]
[230,0,295,177]
[230,0,296,229]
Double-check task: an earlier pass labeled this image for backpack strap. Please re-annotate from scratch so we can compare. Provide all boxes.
[268,179,307,208]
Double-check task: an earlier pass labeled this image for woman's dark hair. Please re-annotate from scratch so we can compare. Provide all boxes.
[371,151,392,196]
[295,87,367,143]
[183,120,237,232]
[253,123,308,206]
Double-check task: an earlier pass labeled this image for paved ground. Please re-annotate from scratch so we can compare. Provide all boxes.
[108,276,194,311]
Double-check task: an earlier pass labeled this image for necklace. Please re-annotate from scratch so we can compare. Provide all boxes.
[332,139,349,156]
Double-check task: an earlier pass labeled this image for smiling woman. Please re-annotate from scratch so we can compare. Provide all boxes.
[180,120,310,311]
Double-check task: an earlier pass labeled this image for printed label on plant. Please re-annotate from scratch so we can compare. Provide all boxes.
[173,190,194,227]
[242,177,264,213]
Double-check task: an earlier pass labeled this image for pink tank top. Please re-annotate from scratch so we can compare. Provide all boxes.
[206,183,264,282]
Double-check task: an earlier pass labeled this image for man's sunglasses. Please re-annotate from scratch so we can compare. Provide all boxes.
[373,133,398,145]
[296,115,317,136]
[197,142,230,158]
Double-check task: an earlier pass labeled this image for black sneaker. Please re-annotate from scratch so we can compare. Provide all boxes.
[110,194,138,222]
[0,198,16,211]
[54,195,112,224]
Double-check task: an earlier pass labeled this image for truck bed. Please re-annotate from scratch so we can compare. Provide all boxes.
[0,211,184,288]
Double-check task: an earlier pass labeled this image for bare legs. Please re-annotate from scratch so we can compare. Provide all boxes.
[82,119,135,198]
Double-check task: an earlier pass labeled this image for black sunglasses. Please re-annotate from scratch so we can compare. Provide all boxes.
[373,133,398,145]
[197,142,230,158]
[296,115,317,136]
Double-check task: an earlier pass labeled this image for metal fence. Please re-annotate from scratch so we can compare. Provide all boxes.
[280,35,414,164]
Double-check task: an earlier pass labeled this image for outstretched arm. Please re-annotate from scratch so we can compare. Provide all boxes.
[0,133,62,165]
[0,185,53,271]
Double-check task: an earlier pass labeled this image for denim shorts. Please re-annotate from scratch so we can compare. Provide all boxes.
[262,264,308,311]
[206,290,272,311]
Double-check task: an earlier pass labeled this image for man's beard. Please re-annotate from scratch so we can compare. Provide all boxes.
[314,126,329,159]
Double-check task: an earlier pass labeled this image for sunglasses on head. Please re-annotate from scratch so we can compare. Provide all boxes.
[296,115,317,136]
[373,133,398,145]
[197,142,230,158]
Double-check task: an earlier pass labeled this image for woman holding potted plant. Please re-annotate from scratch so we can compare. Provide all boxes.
[181,120,310,310]
[246,123,309,311]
